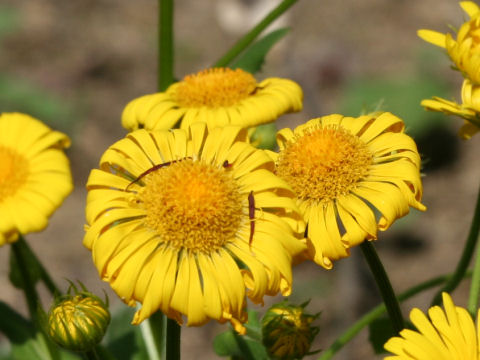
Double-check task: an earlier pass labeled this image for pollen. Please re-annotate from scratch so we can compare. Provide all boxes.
[174,68,257,108]
[276,125,372,204]
[137,159,243,252]
[0,146,29,202]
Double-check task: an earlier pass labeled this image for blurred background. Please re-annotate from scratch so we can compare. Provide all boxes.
[1,0,480,358]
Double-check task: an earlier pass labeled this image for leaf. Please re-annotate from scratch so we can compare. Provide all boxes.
[8,241,42,290]
[250,123,278,150]
[368,317,395,355]
[213,310,268,359]
[103,306,148,360]
[232,28,290,73]
[339,75,450,137]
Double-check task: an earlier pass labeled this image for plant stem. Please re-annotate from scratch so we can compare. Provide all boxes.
[158,0,174,90]
[11,237,40,322]
[468,185,480,315]
[214,0,298,68]
[318,271,468,360]
[166,318,181,360]
[141,312,181,360]
[359,241,404,334]
[156,0,181,358]
[432,182,480,306]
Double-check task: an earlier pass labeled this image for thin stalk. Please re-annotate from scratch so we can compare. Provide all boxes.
[12,237,59,360]
[141,311,164,360]
[469,229,480,315]
[318,271,470,360]
[214,0,298,68]
[11,237,40,321]
[166,318,181,360]
[360,241,404,334]
[158,0,174,90]
[156,0,181,358]
[432,182,480,306]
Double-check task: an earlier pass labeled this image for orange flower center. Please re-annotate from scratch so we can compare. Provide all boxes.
[174,68,257,108]
[137,159,243,252]
[276,126,372,204]
[0,146,29,202]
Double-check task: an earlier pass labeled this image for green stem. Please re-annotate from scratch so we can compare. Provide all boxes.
[20,235,60,295]
[432,182,480,306]
[166,318,181,360]
[83,349,100,360]
[11,237,40,322]
[318,271,469,360]
[141,311,181,360]
[214,0,298,68]
[158,0,174,90]
[359,241,404,334]
[469,246,480,315]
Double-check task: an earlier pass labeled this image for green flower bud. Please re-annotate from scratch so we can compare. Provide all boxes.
[262,301,320,360]
[47,284,110,352]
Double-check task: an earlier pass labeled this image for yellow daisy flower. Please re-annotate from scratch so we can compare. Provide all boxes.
[121,67,303,132]
[269,113,425,269]
[83,123,306,333]
[421,78,480,139]
[384,292,480,359]
[0,113,72,246]
[418,1,480,84]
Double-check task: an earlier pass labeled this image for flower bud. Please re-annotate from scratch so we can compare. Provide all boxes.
[262,301,320,360]
[48,287,110,352]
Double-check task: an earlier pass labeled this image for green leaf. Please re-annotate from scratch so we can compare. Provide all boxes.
[213,310,268,359]
[0,301,79,360]
[339,75,449,137]
[0,74,78,134]
[232,28,290,73]
[0,6,20,40]
[103,306,148,360]
[250,123,278,150]
[8,239,42,290]
[213,331,269,360]
[368,317,395,355]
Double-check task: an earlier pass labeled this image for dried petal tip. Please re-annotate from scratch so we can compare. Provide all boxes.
[47,284,110,352]
[262,301,320,360]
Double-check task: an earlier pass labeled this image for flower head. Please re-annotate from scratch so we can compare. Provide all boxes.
[384,292,480,359]
[48,284,110,352]
[418,1,480,84]
[0,113,72,246]
[262,301,320,359]
[421,78,480,139]
[121,67,303,132]
[84,123,306,333]
[269,113,425,269]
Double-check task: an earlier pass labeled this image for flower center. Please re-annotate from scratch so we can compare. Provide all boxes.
[275,125,372,204]
[0,145,29,202]
[174,68,257,107]
[137,159,243,252]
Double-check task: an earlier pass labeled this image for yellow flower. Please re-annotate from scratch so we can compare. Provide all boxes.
[418,1,480,84]
[121,67,303,131]
[0,113,72,246]
[84,123,306,333]
[384,292,479,359]
[421,78,480,139]
[269,113,425,269]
